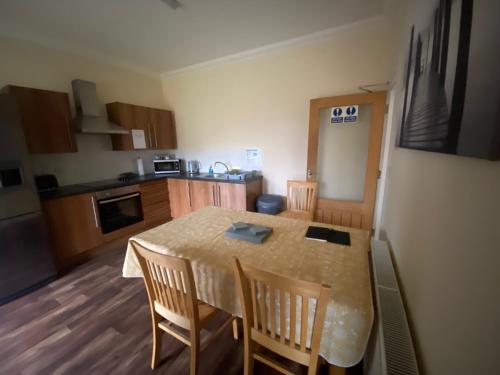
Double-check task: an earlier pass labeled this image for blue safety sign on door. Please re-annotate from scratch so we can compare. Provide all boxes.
[330,105,359,124]
[331,107,343,123]
[344,105,358,123]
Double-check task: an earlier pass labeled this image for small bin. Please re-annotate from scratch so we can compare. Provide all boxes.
[256,194,283,215]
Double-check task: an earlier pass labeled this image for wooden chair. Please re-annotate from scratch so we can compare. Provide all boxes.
[233,257,331,375]
[131,240,236,374]
[279,180,318,221]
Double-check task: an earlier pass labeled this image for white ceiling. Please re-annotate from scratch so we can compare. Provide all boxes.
[0,0,384,74]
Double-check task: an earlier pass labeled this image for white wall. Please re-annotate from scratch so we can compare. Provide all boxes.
[380,0,500,373]
[161,18,394,195]
[0,36,168,185]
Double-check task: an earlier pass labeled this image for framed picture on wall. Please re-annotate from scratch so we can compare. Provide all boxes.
[399,0,500,160]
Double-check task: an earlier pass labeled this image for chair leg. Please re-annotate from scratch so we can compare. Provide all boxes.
[307,354,320,375]
[190,330,200,375]
[328,365,346,375]
[243,338,254,375]
[151,321,163,369]
[232,318,239,340]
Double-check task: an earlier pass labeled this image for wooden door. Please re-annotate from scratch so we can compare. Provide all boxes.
[150,108,176,150]
[108,102,135,150]
[134,105,153,149]
[190,180,216,211]
[307,91,386,230]
[7,85,76,153]
[217,182,246,211]
[42,193,103,260]
[167,179,192,218]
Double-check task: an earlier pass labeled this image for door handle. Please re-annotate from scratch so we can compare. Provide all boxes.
[153,124,158,148]
[307,169,314,179]
[188,182,192,208]
[98,193,140,204]
[212,185,217,206]
[147,123,153,148]
[91,196,99,228]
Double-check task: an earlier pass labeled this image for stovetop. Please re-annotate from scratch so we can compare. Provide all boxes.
[118,172,139,182]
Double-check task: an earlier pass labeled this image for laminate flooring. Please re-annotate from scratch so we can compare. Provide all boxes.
[0,243,360,375]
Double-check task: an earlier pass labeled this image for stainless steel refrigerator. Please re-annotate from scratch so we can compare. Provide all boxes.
[0,94,57,305]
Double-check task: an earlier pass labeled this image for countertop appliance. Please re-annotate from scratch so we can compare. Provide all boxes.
[187,160,201,174]
[0,94,57,306]
[118,172,139,182]
[35,174,59,192]
[154,158,181,174]
[94,185,143,234]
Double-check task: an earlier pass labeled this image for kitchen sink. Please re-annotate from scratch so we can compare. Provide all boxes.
[200,173,227,179]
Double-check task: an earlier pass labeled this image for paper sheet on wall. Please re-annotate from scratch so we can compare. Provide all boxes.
[131,129,146,149]
[245,148,262,170]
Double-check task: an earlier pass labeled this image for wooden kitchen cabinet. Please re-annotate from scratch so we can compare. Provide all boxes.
[5,85,76,153]
[217,182,247,211]
[134,105,154,149]
[150,108,176,149]
[168,178,262,219]
[107,102,135,150]
[190,180,217,211]
[107,102,176,151]
[167,179,192,219]
[140,179,171,227]
[42,193,103,265]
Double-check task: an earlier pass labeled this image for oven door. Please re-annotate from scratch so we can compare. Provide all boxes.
[97,192,143,234]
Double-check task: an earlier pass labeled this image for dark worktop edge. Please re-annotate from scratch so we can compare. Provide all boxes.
[39,173,263,201]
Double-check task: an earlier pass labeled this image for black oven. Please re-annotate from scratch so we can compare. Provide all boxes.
[95,185,143,234]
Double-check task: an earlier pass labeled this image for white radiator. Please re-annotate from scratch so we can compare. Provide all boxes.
[364,239,419,375]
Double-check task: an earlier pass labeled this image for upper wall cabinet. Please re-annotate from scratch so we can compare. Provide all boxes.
[5,85,77,154]
[150,108,177,150]
[106,102,177,151]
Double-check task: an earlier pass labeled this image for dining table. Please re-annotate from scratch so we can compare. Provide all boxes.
[122,206,373,373]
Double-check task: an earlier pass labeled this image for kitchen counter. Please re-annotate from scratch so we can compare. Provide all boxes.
[39,172,263,201]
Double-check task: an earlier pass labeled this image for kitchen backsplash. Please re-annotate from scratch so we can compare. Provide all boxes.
[30,134,262,186]
[174,148,262,174]
[30,134,168,185]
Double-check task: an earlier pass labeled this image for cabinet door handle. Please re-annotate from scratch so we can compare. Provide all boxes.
[148,123,153,148]
[153,124,158,148]
[91,196,99,228]
[188,182,192,208]
[98,193,140,204]
[212,185,217,206]
[218,185,221,207]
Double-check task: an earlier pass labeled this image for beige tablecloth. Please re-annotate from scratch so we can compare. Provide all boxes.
[122,207,372,367]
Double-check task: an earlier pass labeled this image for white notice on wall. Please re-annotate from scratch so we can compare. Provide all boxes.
[131,129,146,149]
[245,148,262,170]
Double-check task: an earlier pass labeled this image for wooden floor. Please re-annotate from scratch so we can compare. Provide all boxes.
[0,243,361,375]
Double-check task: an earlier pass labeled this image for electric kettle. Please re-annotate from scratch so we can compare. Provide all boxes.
[187,160,201,174]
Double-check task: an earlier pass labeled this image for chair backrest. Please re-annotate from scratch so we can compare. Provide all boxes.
[286,180,317,213]
[233,257,330,367]
[131,240,198,330]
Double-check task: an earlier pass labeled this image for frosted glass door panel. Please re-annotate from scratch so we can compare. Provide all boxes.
[317,104,371,201]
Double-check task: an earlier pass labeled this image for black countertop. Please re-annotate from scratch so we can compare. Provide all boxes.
[39,172,263,201]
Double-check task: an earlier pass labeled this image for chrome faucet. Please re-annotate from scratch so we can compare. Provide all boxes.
[214,161,230,173]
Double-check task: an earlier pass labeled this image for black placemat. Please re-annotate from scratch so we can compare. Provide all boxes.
[305,226,351,246]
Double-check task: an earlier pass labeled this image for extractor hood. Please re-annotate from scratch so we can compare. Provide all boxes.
[72,79,129,135]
